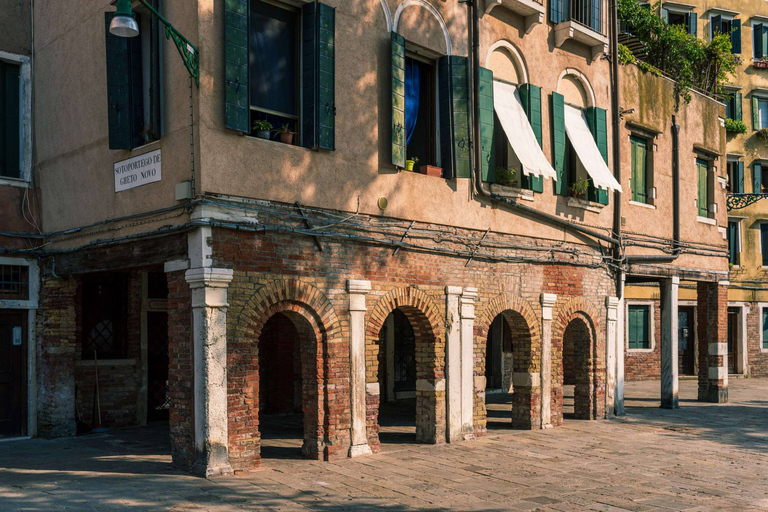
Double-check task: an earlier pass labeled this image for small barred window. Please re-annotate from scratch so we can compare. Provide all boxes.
[0,265,29,301]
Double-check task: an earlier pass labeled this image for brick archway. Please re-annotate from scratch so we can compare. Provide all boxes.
[552,298,605,425]
[228,279,346,472]
[365,286,444,450]
[476,294,542,431]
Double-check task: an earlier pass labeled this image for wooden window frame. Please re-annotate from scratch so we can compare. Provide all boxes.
[626,301,654,352]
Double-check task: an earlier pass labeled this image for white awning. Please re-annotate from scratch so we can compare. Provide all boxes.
[564,105,622,192]
[493,81,557,180]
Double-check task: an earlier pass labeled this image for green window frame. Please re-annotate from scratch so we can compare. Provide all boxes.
[627,304,651,350]
[761,223,768,267]
[630,136,648,203]
[727,219,740,266]
[697,158,710,217]
[763,307,768,350]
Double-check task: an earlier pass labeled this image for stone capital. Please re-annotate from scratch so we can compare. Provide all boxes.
[346,279,372,295]
[185,268,234,309]
[606,297,620,321]
[540,293,557,320]
[445,285,463,296]
[717,280,730,287]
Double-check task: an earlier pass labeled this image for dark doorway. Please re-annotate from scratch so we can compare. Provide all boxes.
[562,318,592,421]
[259,313,304,459]
[727,307,739,374]
[0,312,25,438]
[678,307,695,376]
[377,309,417,445]
[147,312,169,422]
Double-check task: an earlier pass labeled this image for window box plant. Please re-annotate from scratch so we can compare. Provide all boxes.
[419,165,442,178]
[405,157,419,171]
[253,120,273,140]
[568,177,590,199]
[276,123,296,145]
[494,166,518,187]
[724,118,747,135]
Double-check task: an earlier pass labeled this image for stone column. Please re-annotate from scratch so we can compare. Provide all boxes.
[186,267,234,478]
[347,280,372,457]
[660,277,680,409]
[605,297,620,418]
[697,281,729,403]
[460,288,477,435]
[445,286,463,443]
[540,293,557,429]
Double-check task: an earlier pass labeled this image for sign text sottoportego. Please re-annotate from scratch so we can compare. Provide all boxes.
[114,149,162,192]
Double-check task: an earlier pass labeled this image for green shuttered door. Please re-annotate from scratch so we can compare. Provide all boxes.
[519,84,543,193]
[391,32,406,168]
[479,67,494,182]
[551,92,567,195]
[439,56,470,179]
[303,3,336,150]
[628,305,649,350]
[585,107,609,204]
[224,0,249,133]
[0,62,20,179]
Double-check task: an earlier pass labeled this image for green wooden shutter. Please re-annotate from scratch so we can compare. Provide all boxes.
[661,8,669,23]
[105,12,143,150]
[630,136,647,203]
[519,84,543,193]
[763,309,768,349]
[737,161,745,194]
[628,306,648,350]
[224,0,249,133]
[0,62,21,179]
[735,92,743,121]
[551,0,563,23]
[551,92,567,195]
[302,3,336,150]
[711,15,721,40]
[761,224,768,267]
[755,24,764,60]
[688,12,697,37]
[585,107,609,204]
[391,32,406,168]
[697,159,709,217]
[753,95,760,130]
[479,67,494,182]
[755,162,763,193]
[728,221,738,266]
[732,18,741,54]
[439,56,470,179]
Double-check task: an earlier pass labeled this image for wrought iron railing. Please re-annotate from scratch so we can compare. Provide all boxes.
[727,193,768,211]
[569,0,603,34]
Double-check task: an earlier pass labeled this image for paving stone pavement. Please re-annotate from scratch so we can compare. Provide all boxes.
[0,378,767,511]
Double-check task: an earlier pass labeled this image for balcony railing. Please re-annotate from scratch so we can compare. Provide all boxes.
[726,193,768,211]
[553,0,608,60]
[568,0,602,35]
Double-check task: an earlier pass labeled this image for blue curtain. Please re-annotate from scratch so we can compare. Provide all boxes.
[405,59,420,147]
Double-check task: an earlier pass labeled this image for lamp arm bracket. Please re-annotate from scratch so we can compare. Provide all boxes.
[138,0,200,86]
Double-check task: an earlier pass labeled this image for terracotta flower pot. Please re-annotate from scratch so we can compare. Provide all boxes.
[279,132,294,145]
[419,165,443,178]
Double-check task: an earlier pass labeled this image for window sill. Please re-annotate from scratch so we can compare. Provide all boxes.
[130,139,161,153]
[752,59,768,69]
[567,196,605,213]
[0,176,31,189]
[76,358,137,368]
[490,183,535,201]
[553,20,609,61]
[628,200,656,210]
[245,134,308,151]
[696,216,717,225]
[626,347,654,354]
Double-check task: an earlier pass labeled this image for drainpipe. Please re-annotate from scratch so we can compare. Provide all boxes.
[466,0,619,246]
[625,115,681,263]
[610,0,623,296]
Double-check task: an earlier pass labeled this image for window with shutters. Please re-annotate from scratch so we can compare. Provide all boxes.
[761,305,768,351]
[404,53,438,168]
[761,223,768,267]
[663,9,697,37]
[755,97,768,130]
[0,53,30,185]
[752,22,768,61]
[726,159,744,194]
[104,3,162,150]
[710,14,741,54]
[81,273,129,360]
[696,158,714,219]
[627,303,652,351]
[629,135,652,204]
[759,162,768,194]
[727,219,741,266]
[724,91,742,122]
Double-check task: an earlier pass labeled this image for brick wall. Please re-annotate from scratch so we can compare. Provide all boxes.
[742,303,768,377]
[167,270,194,471]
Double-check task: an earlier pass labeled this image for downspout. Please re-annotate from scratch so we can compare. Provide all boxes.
[610,0,623,297]
[466,0,618,246]
[625,115,681,263]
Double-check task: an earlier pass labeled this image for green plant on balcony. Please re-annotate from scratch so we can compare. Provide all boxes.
[757,128,768,145]
[725,118,748,134]
[618,0,739,106]
[494,166,518,187]
[569,178,590,199]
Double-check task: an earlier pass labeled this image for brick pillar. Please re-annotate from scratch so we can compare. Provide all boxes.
[37,277,78,438]
[186,267,234,478]
[660,277,679,409]
[697,281,729,404]
[347,279,372,457]
[605,296,619,419]
[540,293,557,429]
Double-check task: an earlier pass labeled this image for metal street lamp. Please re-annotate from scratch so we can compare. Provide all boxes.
[109,0,200,86]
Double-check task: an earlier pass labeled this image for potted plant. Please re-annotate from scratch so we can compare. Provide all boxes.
[569,178,590,199]
[276,123,296,145]
[405,157,419,171]
[494,166,517,187]
[253,119,273,140]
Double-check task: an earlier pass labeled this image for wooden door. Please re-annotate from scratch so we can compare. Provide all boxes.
[0,312,25,438]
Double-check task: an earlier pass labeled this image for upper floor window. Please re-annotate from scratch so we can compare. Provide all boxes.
[696,157,714,219]
[727,219,741,266]
[754,22,768,61]
[224,0,336,150]
[0,61,21,180]
[761,223,768,267]
[663,7,697,37]
[105,3,162,150]
[753,95,768,130]
[724,91,742,122]
[404,54,438,169]
[726,159,744,194]
[710,14,741,54]
[629,135,653,204]
[754,161,767,194]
